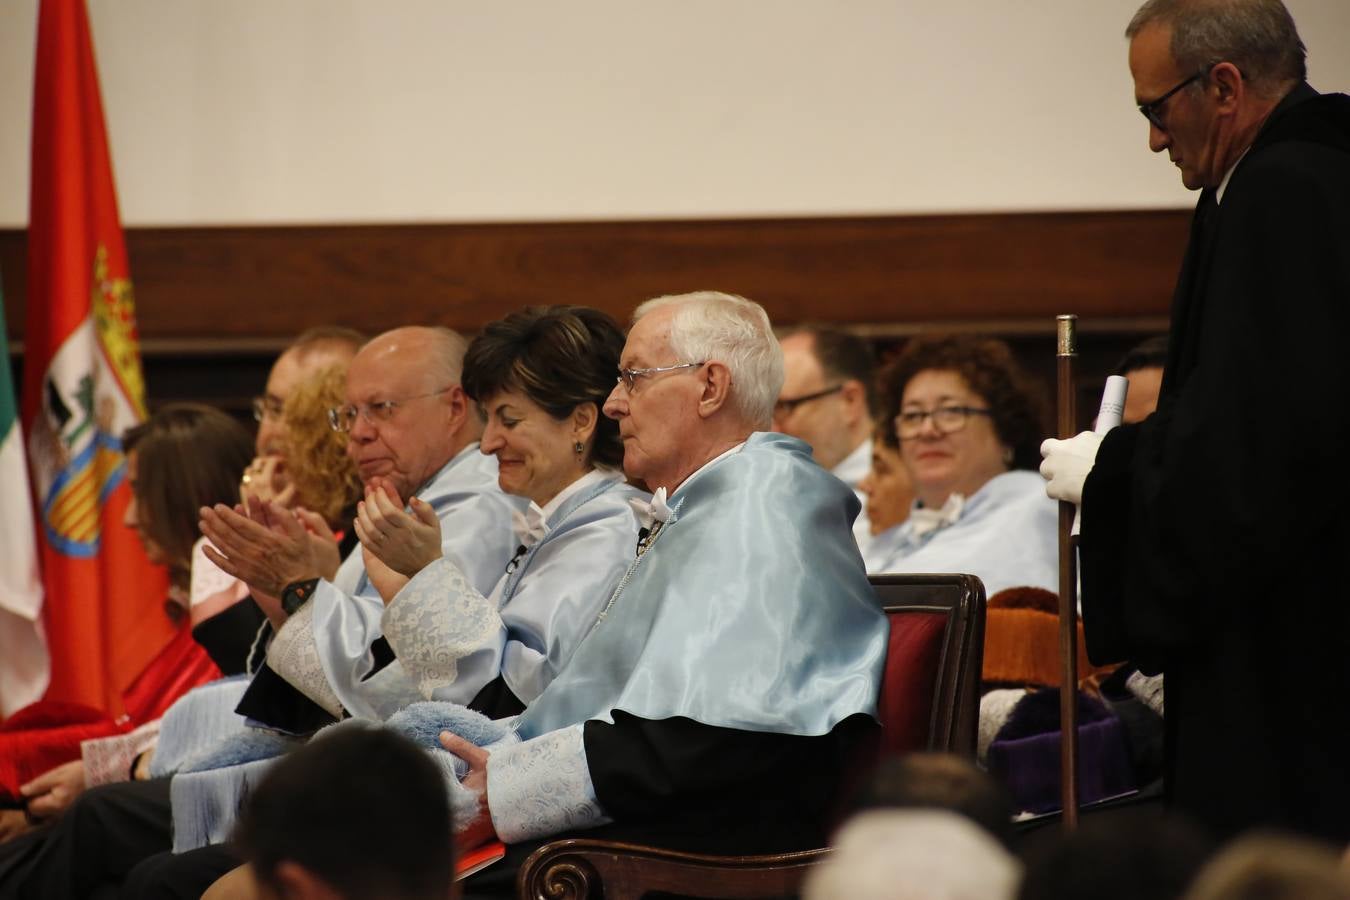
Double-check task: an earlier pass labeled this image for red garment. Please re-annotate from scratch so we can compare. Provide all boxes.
[0,623,218,801]
[21,0,173,715]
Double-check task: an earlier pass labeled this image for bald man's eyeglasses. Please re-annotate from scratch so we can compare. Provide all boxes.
[327,388,453,432]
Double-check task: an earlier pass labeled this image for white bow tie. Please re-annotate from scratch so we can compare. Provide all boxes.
[511,503,550,549]
[628,487,672,533]
[908,493,966,539]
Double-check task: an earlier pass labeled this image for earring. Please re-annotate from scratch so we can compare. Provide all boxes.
[1003,447,1014,466]
[574,441,584,456]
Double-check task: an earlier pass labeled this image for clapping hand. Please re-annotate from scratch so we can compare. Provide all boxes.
[294,508,342,582]
[200,496,323,598]
[354,477,442,577]
[363,544,411,605]
[239,455,297,509]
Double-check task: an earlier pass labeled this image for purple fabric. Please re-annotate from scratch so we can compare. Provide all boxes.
[988,710,1136,814]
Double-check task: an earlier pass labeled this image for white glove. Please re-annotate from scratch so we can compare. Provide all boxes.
[1039,431,1103,505]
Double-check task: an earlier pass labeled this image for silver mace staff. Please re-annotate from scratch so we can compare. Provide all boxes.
[1056,313,1081,830]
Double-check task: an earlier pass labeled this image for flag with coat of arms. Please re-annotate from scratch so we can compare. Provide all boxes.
[15,0,175,717]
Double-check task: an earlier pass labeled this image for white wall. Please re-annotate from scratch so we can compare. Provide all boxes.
[0,0,1346,227]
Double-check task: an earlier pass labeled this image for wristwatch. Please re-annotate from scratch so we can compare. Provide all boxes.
[281,578,320,616]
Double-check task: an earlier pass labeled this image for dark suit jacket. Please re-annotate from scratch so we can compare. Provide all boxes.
[1079,82,1350,842]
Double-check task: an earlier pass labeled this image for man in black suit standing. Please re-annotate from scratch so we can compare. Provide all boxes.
[1041,0,1350,842]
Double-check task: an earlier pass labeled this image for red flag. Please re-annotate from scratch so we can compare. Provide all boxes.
[21,0,173,715]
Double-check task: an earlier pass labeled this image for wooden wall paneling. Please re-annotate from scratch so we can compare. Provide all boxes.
[2,210,1188,344]
[1,211,1187,422]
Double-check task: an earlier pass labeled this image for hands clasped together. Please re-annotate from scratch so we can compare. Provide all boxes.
[354,476,444,604]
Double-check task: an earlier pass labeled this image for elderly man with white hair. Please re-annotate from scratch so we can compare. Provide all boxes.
[437,291,889,888]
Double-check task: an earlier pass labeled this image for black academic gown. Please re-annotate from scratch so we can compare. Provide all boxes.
[1079,83,1350,842]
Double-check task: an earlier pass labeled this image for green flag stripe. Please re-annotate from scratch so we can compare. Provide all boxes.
[0,271,18,436]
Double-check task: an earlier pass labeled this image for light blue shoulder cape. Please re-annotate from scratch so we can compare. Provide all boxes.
[498,475,647,704]
[342,472,645,715]
[870,469,1057,597]
[515,431,889,740]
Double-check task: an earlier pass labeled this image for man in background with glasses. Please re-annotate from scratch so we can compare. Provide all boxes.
[240,325,364,509]
[773,327,878,553]
[1041,0,1350,842]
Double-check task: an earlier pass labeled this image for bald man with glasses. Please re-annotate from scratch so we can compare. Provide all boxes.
[203,326,522,724]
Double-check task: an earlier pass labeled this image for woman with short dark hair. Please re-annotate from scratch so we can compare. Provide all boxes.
[866,335,1058,595]
[356,306,646,718]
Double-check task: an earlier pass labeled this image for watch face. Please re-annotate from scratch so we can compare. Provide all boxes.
[282,579,318,615]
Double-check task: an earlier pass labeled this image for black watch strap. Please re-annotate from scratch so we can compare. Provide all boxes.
[281,578,320,616]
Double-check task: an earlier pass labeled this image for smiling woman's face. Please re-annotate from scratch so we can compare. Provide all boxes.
[479,388,590,508]
[898,368,1009,509]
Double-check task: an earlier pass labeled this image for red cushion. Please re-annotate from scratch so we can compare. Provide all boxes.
[875,610,947,757]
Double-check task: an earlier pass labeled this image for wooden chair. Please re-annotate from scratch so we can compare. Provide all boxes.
[515,573,988,900]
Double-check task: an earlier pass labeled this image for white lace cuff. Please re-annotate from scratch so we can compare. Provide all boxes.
[486,723,611,843]
[384,558,504,700]
[267,601,344,717]
[82,721,161,786]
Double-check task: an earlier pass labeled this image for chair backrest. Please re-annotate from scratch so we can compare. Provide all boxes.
[870,573,986,760]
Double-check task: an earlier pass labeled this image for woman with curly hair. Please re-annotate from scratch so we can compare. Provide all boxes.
[867,334,1058,595]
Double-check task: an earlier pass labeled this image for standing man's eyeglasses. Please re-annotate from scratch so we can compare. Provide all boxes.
[1138,71,1205,130]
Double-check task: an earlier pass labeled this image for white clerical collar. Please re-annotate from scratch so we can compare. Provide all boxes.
[832,437,872,488]
[512,468,616,548]
[1215,147,1249,205]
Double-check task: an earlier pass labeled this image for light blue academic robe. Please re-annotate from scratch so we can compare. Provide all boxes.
[867,469,1058,597]
[167,445,519,851]
[479,432,890,842]
[295,443,523,718]
[170,467,642,851]
[343,470,646,717]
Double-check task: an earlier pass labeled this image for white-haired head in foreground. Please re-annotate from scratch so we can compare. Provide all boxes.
[632,291,784,429]
[802,809,1020,900]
